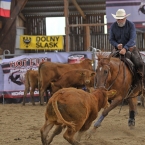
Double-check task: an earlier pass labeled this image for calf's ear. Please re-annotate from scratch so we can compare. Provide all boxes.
[91,72,95,76]
[106,89,117,99]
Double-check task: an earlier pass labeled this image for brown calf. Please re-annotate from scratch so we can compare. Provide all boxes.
[50,69,95,94]
[22,70,39,105]
[22,70,50,105]
[40,87,116,145]
[39,59,93,105]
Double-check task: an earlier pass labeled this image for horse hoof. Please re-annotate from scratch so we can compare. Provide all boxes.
[128,118,135,127]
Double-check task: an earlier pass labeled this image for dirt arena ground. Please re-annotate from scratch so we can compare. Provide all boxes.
[0,102,145,145]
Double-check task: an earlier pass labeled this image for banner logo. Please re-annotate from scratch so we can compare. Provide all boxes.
[20,35,64,50]
[23,37,32,48]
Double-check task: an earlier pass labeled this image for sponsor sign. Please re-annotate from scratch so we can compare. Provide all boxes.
[20,35,64,50]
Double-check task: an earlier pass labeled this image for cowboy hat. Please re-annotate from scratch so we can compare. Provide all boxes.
[112,9,130,19]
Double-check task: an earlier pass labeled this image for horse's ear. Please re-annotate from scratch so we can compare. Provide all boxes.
[108,53,112,60]
[96,52,109,61]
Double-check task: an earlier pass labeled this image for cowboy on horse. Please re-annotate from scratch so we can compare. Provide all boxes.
[85,9,145,137]
[109,9,145,88]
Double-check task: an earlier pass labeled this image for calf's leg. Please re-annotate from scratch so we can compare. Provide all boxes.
[76,118,94,141]
[22,86,29,105]
[47,125,63,144]
[40,83,50,105]
[40,120,54,145]
[30,87,35,105]
[63,128,80,145]
[75,131,85,142]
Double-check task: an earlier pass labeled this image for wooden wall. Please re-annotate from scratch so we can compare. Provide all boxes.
[0,11,145,53]
[23,14,145,52]
[25,17,46,35]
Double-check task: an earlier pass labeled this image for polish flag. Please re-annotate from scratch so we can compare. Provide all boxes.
[0,0,11,17]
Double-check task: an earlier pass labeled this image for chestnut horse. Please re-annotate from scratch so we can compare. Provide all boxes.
[91,53,142,131]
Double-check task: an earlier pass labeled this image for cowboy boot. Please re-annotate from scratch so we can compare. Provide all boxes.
[129,47,145,87]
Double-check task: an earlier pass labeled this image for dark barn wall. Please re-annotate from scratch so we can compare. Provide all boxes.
[0,22,16,54]
[0,0,16,54]
[0,0,144,54]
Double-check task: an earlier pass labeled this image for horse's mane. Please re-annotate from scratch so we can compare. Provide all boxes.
[96,52,120,66]
[96,52,109,59]
[96,52,110,66]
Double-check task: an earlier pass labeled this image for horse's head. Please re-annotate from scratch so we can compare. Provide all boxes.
[95,53,112,90]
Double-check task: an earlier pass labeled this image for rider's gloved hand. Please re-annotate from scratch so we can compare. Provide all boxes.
[117,44,123,50]
[119,48,126,55]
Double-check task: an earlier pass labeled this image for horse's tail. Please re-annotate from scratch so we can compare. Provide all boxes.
[52,96,76,131]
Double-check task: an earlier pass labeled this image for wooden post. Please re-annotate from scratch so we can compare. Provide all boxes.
[144,33,145,51]
[84,26,90,51]
[71,0,86,19]
[0,21,2,29]
[64,0,69,52]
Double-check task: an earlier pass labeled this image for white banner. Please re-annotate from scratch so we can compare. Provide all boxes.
[0,52,92,99]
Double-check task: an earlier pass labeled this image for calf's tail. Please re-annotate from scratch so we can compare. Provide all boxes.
[52,98,76,131]
[25,70,30,89]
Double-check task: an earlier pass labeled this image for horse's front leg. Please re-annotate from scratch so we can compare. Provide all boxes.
[95,96,122,128]
[128,97,137,129]
[86,96,122,139]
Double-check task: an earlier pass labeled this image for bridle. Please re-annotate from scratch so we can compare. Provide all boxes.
[96,59,122,91]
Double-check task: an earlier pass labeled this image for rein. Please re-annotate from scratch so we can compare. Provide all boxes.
[105,59,122,91]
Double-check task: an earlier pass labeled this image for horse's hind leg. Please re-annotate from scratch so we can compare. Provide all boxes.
[140,94,145,107]
[128,97,137,129]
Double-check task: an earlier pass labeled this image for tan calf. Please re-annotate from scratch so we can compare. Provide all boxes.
[40,88,116,145]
